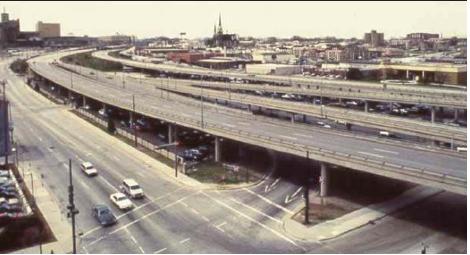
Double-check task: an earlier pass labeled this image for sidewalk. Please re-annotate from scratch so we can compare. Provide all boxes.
[11,169,72,254]
[283,186,442,242]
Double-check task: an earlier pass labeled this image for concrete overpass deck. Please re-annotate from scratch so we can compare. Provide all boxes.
[26,52,467,195]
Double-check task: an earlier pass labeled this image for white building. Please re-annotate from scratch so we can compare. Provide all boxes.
[245,64,301,75]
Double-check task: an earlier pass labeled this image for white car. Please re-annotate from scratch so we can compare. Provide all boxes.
[110,192,134,210]
[323,124,331,129]
[80,162,98,176]
[119,179,144,199]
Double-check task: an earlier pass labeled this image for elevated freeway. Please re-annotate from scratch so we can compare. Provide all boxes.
[93,50,467,101]
[26,52,467,195]
[57,59,467,145]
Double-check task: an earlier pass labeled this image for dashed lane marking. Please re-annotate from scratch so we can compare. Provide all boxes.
[278,135,298,140]
[373,148,399,155]
[358,151,384,158]
[98,176,120,193]
[179,238,190,244]
[154,248,167,254]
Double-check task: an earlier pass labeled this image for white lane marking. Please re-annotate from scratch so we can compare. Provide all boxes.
[202,216,210,222]
[201,192,300,248]
[358,151,384,158]
[242,188,294,215]
[154,248,167,254]
[180,202,188,207]
[285,187,303,204]
[265,178,280,193]
[190,208,200,215]
[112,155,121,162]
[98,176,119,192]
[373,148,399,155]
[179,238,190,244]
[82,246,89,254]
[38,137,43,142]
[214,221,227,233]
[293,133,313,138]
[222,123,235,128]
[125,229,145,254]
[278,135,298,140]
[109,192,198,235]
[230,198,282,224]
[86,235,105,247]
[180,113,191,117]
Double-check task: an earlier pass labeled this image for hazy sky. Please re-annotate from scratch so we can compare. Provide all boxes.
[4,1,467,39]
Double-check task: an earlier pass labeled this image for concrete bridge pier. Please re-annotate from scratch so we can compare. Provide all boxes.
[102,103,107,112]
[431,107,436,124]
[82,96,87,107]
[168,124,176,144]
[364,101,369,113]
[320,162,329,197]
[291,113,295,123]
[454,109,459,121]
[215,137,221,162]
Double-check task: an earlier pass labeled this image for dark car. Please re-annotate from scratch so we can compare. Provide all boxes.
[92,204,117,226]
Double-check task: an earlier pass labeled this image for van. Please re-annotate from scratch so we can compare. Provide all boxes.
[119,179,144,199]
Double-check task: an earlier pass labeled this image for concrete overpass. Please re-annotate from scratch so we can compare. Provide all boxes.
[56,59,467,145]
[93,50,467,98]
[26,52,467,195]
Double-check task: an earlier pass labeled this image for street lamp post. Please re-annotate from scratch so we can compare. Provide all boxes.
[200,76,204,128]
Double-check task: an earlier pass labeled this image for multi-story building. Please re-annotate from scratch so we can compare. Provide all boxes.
[36,21,60,38]
[364,30,384,47]
[0,10,19,46]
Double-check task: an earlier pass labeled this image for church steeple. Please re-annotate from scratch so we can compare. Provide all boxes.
[217,13,223,34]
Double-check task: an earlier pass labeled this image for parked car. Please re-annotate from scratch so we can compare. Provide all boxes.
[119,179,144,199]
[80,162,98,176]
[92,204,117,226]
[110,192,134,210]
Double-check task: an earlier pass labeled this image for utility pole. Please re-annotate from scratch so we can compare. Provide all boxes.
[67,159,79,254]
[132,95,137,147]
[173,123,178,178]
[304,151,310,224]
[3,80,8,166]
[200,76,204,128]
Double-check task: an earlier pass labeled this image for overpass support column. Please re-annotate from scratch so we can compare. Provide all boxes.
[422,71,426,81]
[406,70,410,79]
[102,103,107,112]
[320,162,329,197]
[168,124,175,144]
[454,109,459,121]
[214,137,221,162]
[82,96,86,107]
[291,113,295,123]
[364,101,369,113]
[303,114,307,123]
[431,107,435,124]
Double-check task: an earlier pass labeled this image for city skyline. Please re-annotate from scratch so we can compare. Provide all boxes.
[3,1,467,39]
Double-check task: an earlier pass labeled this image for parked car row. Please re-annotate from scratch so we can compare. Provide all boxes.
[0,170,26,220]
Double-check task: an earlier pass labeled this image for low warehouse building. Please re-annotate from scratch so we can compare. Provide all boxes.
[245,64,302,75]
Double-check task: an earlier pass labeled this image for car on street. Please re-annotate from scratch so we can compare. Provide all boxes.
[119,179,144,199]
[80,162,98,176]
[110,192,134,210]
[92,204,117,226]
